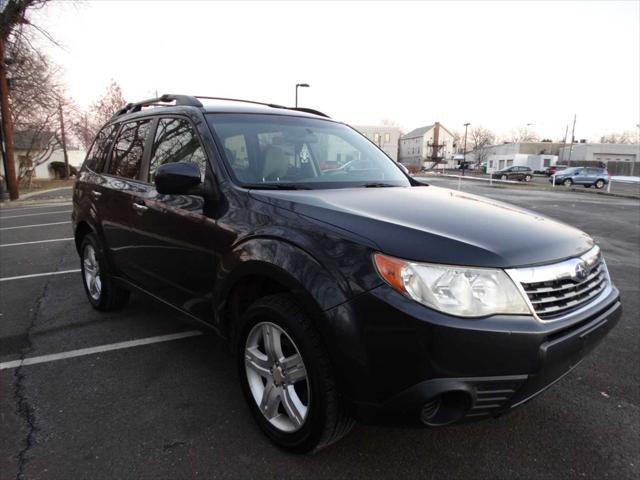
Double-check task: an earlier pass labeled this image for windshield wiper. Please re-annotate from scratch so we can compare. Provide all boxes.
[243,183,311,190]
[361,182,396,188]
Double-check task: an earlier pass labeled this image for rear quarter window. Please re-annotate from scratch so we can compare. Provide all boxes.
[83,124,119,172]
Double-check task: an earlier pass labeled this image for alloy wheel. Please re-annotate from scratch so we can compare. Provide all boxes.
[83,244,102,301]
[244,322,309,433]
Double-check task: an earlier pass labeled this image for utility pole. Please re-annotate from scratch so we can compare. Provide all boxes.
[0,37,19,200]
[58,101,70,178]
[567,114,576,165]
[462,122,470,177]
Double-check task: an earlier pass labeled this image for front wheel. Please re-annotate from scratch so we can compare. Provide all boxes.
[595,179,605,189]
[563,179,573,187]
[238,294,353,452]
[501,174,507,181]
[524,174,532,182]
[80,233,129,311]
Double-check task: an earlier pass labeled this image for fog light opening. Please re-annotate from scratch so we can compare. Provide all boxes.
[420,391,471,427]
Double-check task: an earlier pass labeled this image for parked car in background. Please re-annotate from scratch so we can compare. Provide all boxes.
[73,94,621,452]
[550,167,610,189]
[545,164,568,176]
[491,166,533,182]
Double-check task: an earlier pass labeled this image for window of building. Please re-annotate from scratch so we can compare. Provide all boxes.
[384,133,390,143]
[374,133,380,144]
[149,118,207,181]
[108,120,151,179]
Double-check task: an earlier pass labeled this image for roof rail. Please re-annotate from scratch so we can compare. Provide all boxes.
[111,94,330,120]
[111,94,203,119]
[288,107,330,118]
[195,96,330,118]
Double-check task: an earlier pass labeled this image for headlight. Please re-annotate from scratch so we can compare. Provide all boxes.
[373,253,531,317]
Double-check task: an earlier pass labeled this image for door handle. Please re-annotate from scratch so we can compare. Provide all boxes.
[132,202,148,213]
[91,190,102,198]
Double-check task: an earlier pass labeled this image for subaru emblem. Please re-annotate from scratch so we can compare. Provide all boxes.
[574,261,588,281]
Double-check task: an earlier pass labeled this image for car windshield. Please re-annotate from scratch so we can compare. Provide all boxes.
[207,114,410,189]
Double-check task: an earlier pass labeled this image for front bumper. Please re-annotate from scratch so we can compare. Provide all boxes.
[321,284,621,425]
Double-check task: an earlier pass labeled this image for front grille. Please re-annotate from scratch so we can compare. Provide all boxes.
[510,247,609,320]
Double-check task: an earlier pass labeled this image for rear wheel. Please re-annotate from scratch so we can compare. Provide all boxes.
[595,179,605,189]
[524,174,532,182]
[80,233,129,311]
[563,178,573,187]
[238,294,353,452]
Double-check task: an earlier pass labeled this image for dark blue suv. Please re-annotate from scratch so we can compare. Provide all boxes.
[72,94,621,452]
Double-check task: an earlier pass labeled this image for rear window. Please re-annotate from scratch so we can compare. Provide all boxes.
[108,120,151,179]
[84,124,119,172]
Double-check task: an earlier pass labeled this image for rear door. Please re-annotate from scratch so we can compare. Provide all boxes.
[100,118,153,279]
[124,116,219,319]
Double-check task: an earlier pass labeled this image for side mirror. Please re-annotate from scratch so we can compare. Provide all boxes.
[155,162,202,195]
[397,163,409,175]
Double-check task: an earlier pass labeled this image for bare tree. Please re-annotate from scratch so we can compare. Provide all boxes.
[1,0,55,198]
[507,126,539,143]
[71,80,127,149]
[469,126,496,165]
[5,34,67,185]
[600,131,639,144]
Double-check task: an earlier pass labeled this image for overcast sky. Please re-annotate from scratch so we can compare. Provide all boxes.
[30,0,639,141]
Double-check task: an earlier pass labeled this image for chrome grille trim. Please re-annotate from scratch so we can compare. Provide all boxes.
[506,246,612,322]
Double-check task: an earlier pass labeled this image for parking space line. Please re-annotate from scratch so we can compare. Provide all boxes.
[0,269,80,282]
[0,237,74,248]
[0,221,71,231]
[0,331,203,370]
[0,209,72,219]
[0,202,71,213]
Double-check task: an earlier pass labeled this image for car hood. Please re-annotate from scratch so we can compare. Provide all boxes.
[249,185,593,268]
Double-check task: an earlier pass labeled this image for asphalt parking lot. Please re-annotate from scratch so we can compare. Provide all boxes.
[422,171,640,198]
[1,182,639,479]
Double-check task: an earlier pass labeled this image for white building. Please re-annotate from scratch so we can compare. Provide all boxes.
[558,143,638,175]
[354,125,401,161]
[1,130,86,181]
[486,154,558,173]
[472,142,563,173]
[398,122,455,169]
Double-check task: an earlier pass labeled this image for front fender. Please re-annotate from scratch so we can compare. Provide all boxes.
[215,237,350,320]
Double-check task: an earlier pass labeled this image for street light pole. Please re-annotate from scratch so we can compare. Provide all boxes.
[295,83,310,108]
[462,122,470,177]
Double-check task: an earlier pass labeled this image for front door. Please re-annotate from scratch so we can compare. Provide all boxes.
[125,116,219,320]
[573,168,589,185]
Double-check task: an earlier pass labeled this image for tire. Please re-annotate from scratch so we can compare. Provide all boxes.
[524,174,532,182]
[563,179,573,187]
[237,294,354,453]
[595,179,605,189]
[80,233,130,311]
[501,174,507,181]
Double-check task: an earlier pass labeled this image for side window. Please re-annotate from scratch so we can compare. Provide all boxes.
[108,120,151,179]
[84,124,118,172]
[149,118,207,181]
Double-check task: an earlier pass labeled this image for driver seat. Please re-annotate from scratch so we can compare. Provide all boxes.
[262,146,290,180]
